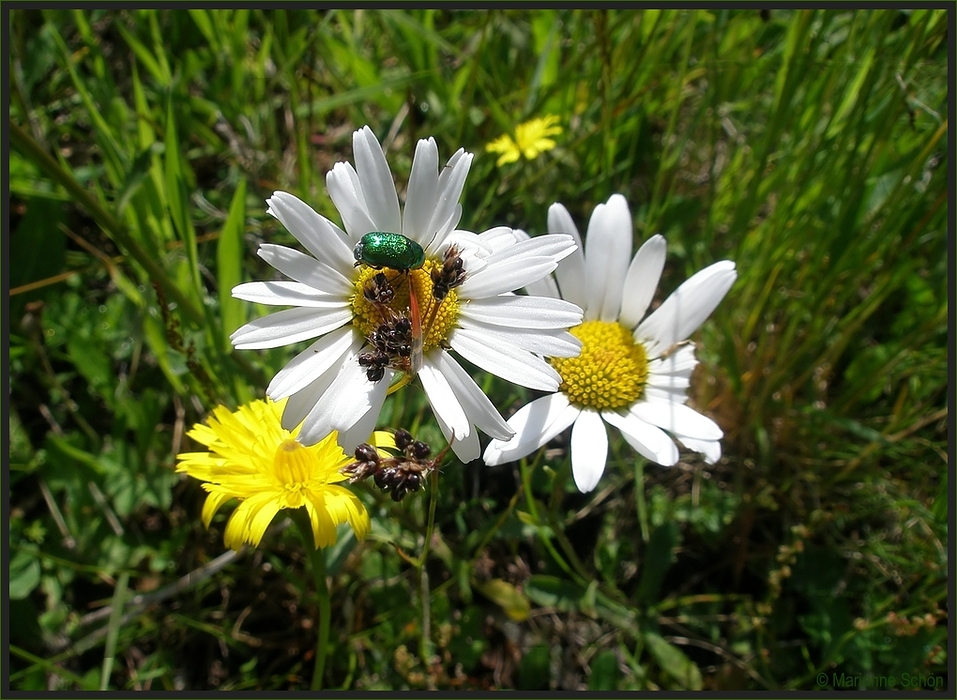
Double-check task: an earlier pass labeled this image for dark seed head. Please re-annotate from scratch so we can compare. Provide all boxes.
[354,443,380,464]
[358,349,390,382]
[410,441,432,460]
[363,272,395,304]
[404,472,422,492]
[430,246,467,301]
[374,466,397,490]
[394,429,414,451]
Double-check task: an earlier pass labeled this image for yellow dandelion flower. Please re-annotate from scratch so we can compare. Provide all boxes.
[486,116,563,166]
[176,398,392,551]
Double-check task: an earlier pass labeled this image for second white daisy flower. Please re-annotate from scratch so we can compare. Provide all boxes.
[484,194,737,492]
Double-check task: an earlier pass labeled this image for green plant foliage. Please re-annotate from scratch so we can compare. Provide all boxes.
[7,8,947,691]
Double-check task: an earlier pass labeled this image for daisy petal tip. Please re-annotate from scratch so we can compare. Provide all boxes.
[572,463,603,493]
[482,447,504,467]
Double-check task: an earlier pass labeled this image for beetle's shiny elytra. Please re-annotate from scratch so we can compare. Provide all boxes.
[354,232,426,270]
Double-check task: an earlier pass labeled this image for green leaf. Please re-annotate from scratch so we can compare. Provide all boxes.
[163,92,203,309]
[116,143,162,217]
[475,578,530,621]
[187,10,219,53]
[114,20,164,86]
[65,334,114,402]
[524,575,583,613]
[9,197,66,297]
[644,632,702,690]
[218,178,247,353]
[143,311,186,395]
[100,572,130,690]
[517,644,550,690]
[588,649,622,690]
[447,605,486,672]
[47,22,128,184]
[635,522,678,605]
[9,550,42,600]
[46,434,106,475]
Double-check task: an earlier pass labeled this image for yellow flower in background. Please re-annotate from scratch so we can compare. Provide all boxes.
[486,116,562,166]
[176,398,391,550]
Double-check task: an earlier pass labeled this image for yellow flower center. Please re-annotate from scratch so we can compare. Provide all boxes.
[351,261,460,353]
[549,320,649,411]
[272,438,314,507]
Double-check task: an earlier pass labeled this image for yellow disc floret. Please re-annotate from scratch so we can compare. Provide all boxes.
[271,438,312,506]
[351,260,460,352]
[550,320,649,411]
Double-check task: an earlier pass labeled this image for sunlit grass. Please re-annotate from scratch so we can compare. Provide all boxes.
[8,8,947,691]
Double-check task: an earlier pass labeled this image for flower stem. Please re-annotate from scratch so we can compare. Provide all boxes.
[294,513,330,691]
[518,457,581,584]
[420,468,440,566]
[634,459,650,543]
[416,468,440,677]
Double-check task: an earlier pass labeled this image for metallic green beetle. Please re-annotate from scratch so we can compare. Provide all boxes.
[354,231,426,270]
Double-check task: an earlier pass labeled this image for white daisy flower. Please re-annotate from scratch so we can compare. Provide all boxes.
[230,126,583,463]
[484,194,737,492]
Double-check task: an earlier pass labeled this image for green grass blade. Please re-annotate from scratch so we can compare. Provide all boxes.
[99,572,130,690]
[218,178,247,354]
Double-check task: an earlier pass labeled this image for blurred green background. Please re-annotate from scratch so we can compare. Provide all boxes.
[6,8,948,691]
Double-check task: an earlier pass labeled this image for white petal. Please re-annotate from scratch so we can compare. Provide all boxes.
[434,404,481,463]
[449,328,562,391]
[618,234,667,329]
[280,367,340,431]
[354,126,401,233]
[648,343,698,375]
[644,385,689,405]
[337,394,389,454]
[483,233,577,268]
[402,137,439,241]
[511,229,559,298]
[229,306,352,349]
[570,409,608,493]
[483,393,580,466]
[630,399,723,441]
[478,226,520,252]
[419,359,470,441]
[636,260,737,357]
[494,328,581,358]
[326,162,377,238]
[231,281,344,307]
[583,194,632,322]
[601,410,679,466]
[526,274,560,298]
[676,436,722,464]
[256,244,352,296]
[548,203,586,309]
[459,294,583,330]
[646,372,691,390]
[459,256,560,299]
[266,191,355,274]
[427,149,472,242]
[431,349,514,440]
[455,317,581,357]
[297,358,386,445]
[452,428,482,463]
[266,326,360,399]
[429,203,463,251]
